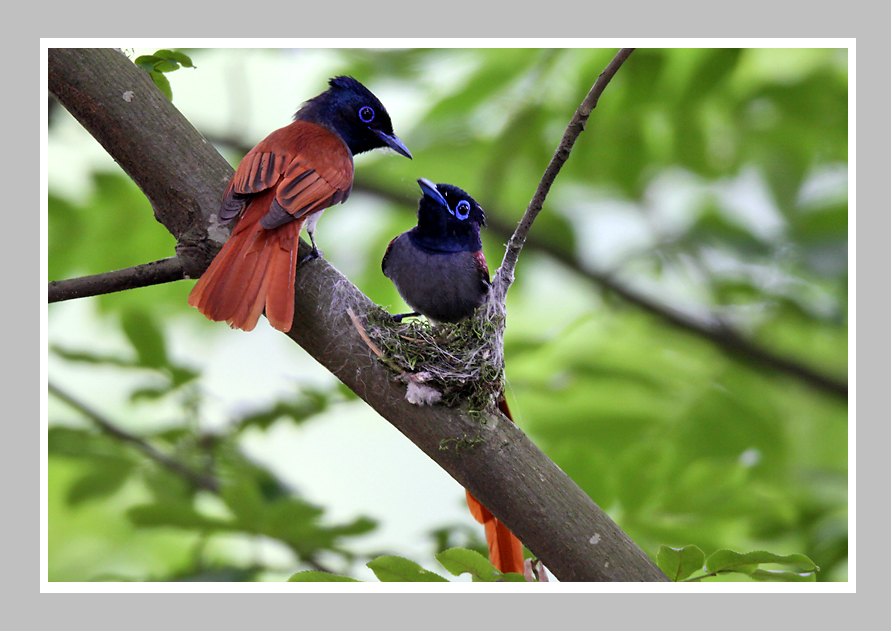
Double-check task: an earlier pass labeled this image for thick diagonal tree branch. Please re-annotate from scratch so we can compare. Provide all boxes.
[48,48,668,581]
[48,48,234,282]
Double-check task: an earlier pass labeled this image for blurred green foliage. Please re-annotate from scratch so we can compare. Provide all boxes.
[47,47,848,582]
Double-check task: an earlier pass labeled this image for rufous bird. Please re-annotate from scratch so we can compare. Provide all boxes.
[189,76,411,332]
[382,178,526,576]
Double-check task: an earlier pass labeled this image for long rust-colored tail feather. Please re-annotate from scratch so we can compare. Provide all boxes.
[223,231,268,329]
[188,231,248,324]
[229,224,292,332]
[465,395,526,576]
[233,244,274,332]
[188,194,302,332]
[263,232,299,331]
[466,490,525,575]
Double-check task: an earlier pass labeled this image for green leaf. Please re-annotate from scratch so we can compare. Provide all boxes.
[133,49,193,101]
[141,463,197,505]
[436,548,527,582]
[150,72,172,100]
[750,568,817,582]
[289,571,361,582]
[150,59,179,74]
[89,573,136,582]
[47,426,119,458]
[366,556,449,582]
[134,51,194,73]
[153,49,195,69]
[67,459,136,506]
[170,565,262,582]
[133,55,161,72]
[705,549,819,577]
[126,502,232,531]
[169,365,200,388]
[234,388,332,433]
[277,514,377,559]
[657,544,705,581]
[687,48,743,99]
[47,193,82,279]
[130,385,171,402]
[121,310,167,369]
[436,548,500,581]
[50,344,135,368]
[319,516,378,539]
[262,497,326,544]
[219,477,266,530]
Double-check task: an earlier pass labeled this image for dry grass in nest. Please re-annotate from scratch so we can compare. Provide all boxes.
[359,304,506,416]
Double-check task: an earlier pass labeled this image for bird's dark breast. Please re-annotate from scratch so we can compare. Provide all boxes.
[383,234,489,323]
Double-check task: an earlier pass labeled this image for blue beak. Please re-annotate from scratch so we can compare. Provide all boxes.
[374,129,412,159]
[417,178,448,209]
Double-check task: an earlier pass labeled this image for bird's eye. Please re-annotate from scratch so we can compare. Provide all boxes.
[359,106,375,123]
[455,199,471,220]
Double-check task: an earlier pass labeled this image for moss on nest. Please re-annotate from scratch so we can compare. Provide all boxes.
[363,304,506,415]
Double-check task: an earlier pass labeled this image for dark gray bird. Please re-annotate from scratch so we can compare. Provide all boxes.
[381,178,526,575]
[382,178,489,325]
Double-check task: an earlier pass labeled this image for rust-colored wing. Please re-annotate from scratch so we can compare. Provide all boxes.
[189,121,354,332]
[221,121,354,230]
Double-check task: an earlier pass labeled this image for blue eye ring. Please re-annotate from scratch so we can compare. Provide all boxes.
[455,199,471,220]
[359,106,375,123]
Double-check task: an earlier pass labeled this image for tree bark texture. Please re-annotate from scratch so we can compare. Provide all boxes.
[48,47,234,280]
[47,47,670,582]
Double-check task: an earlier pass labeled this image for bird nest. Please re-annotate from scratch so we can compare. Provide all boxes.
[355,304,506,416]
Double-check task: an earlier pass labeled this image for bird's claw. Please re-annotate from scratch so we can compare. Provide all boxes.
[299,247,323,265]
[391,312,420,323]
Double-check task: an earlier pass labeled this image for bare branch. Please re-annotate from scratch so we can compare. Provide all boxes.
[492,48,635,300]
[48,257,186,303]
[47,381,338,574]
[48,381,219,493]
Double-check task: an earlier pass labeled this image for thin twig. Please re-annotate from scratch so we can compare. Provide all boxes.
[346,307,384,359]
[492,48,635,299]
[49,256,186,303]
[48,381,348,575]
[348,179,847,400]
[48,381,219,493]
